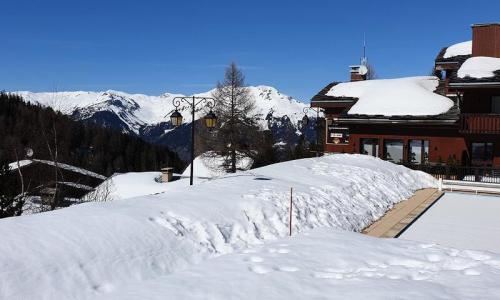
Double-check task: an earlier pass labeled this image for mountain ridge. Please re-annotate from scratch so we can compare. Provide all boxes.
[14,86,320,160]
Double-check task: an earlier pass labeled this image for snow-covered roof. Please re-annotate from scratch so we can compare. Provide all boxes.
[443,41,472,58]
[325,76,454,116]
[8,159,106,180]
[8,160,33,170]
[59,182,94,191]
[457,56,500,79]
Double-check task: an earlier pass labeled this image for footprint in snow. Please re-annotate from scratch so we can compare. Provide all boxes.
[250,265,272,274]
[463,250,491,261]
[247,256,264,263]
[463,268,481,276]
[93,283,114,293]
[386,274,402,280]
[410,271,432,281]
[425,254,442,262]
[242,249,258,254]
[313,272,343,279]
[275,266,299,272]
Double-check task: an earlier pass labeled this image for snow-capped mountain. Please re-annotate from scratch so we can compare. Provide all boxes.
[16,86,318,160]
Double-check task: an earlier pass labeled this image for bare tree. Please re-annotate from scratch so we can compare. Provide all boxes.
[366,63,377,80]
[0,154,24,218]
[14,150,25,198]
[40,120,62,210]
[209,62,259,173]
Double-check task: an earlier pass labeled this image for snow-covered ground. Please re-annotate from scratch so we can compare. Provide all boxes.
[94,172,192,201]
[400,192,500,252]
[102,228,500,300]
[458,56,500,79]
[89,153,251,201]
[181,152,253,181]
[0,155,436,299]
[326,76,454,116]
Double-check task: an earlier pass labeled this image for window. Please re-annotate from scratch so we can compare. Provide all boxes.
[492,96,500,114]
[408,140,429,165]
[383,140,404,163]
[360,139,379,157]
[471,142,494,165]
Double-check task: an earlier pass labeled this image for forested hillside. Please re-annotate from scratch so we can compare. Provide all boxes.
[0,92,184,175]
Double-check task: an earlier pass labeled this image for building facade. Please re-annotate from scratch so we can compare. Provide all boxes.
[311,23,500,169]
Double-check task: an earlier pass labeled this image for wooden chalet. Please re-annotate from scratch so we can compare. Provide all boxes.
[311,23,500,180]
[9,159,107,206]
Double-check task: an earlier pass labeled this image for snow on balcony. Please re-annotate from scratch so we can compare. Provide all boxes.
[458,56,500,79]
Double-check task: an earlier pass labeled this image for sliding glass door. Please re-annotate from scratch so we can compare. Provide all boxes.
[360,139,379,157]
[408,140,429,164]
[383,140,404,163]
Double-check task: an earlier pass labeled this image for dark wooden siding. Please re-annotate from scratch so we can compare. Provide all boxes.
[472,24,500,58]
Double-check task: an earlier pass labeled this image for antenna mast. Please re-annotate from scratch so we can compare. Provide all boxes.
[362,34,367,66]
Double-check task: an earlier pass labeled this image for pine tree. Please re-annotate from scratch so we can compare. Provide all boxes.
[0,156,23,218]
[252,130,280,168]
[210,62,259,173]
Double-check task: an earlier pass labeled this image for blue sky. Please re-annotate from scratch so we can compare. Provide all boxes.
[1,0,499,101]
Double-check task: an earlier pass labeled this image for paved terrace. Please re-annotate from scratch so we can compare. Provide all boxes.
[362,188,443,238]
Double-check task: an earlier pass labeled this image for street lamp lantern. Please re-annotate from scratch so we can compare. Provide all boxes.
[301,106,324,157]
[168,96,216,185]
[170,109,183,127]
[204,110,217,129]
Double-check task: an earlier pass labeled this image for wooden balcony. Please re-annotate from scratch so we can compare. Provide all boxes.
[460,114,500,134]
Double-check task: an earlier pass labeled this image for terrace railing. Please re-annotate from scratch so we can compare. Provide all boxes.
[460,114,500,134]
[403,164,500,184]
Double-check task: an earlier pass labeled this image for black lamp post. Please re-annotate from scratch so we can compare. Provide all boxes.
[169,96,217,185]
[301,107,324,157]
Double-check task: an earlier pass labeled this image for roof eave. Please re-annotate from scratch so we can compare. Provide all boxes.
[449,81,500,88]
[336,118,458,125]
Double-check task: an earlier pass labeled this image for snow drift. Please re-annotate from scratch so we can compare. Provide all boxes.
[326,76,454,116]
[0,155,435,299]
[104,228,500,300]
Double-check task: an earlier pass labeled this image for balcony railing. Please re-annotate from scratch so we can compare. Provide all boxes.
[403,164,500,184]
[460,113,500,134]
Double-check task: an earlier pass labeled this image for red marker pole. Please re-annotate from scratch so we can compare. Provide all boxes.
[289,187,293,236]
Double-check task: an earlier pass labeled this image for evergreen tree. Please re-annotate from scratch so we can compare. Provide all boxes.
[0,156,23,218]
[293,134,311,159]
[209,62,260,173]
[252,130,280,168]
[0,92,184,176]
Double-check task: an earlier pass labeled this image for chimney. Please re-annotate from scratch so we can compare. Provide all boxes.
[161,167,174,183]
[472,23,500,57]
[349,65,367,82]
